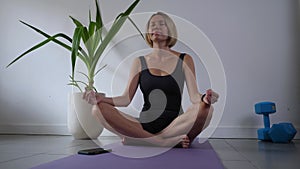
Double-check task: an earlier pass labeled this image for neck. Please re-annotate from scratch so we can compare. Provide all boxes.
[151,48,171,57]
[152,41,170,54]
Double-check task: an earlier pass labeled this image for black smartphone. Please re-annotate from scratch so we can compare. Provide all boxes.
[78,147,112,155]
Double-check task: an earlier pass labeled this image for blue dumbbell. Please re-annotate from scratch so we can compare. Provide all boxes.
[269,122,297,143]
[255,102,276,141]
[255,102,297,143]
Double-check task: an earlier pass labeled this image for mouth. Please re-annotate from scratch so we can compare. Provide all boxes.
[151,31,163,36]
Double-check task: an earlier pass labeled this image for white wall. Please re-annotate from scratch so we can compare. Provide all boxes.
[0,0,299,138]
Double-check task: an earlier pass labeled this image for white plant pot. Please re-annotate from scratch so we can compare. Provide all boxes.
[68,92,103,139]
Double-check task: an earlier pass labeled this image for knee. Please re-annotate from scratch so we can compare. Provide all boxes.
[91,103,110,128]
[96,102,115,123]
[208,105,214,114]
[97,102,110,113]
[199,102,213,111]
[91,105,101,117]
[91,102,108,117]
[198,103,214,118]
[207,105,214,120]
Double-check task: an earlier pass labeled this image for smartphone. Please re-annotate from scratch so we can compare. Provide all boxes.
[78,147,112,155]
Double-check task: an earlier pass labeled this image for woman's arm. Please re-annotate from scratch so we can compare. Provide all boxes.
[83,57,141,107]
[98,57,141,107]
[183,54,219,105]
[182,54,203,104]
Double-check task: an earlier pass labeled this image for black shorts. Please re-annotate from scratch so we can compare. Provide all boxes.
[139,110,179,134]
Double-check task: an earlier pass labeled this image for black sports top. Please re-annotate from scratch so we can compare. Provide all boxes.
[138,53,186,134]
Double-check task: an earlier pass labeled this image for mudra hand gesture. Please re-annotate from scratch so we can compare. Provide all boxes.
[203,89,219,105]
[82,89,104,105]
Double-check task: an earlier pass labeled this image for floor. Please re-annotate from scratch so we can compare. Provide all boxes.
[0,135,299,169]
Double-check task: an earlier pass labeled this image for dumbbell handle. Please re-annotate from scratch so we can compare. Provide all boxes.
[263,114,271,128]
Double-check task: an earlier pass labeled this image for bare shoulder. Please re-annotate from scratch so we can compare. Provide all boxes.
[182,53,193,62]
[181,53,195,70]
[170,50,193,61]
[131,56,142,72]
[132,56,142,64]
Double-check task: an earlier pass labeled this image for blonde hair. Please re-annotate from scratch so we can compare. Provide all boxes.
[145,12,178,48]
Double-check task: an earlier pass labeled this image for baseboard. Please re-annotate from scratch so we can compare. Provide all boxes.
[0,124,70,135]
[211,126,259,138]
[0,124,299,139]
[211,126,300,139]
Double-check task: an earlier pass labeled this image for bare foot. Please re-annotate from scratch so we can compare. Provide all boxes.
[122,135,190,148]
[181,135,190,148]
[173,135,190,148]
[160,135,190,148]
[122,137,155,147]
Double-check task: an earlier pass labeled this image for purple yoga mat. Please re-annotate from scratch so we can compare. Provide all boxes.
[31,140,224,169]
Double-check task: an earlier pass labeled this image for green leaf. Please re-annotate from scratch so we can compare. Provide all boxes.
[89,10,92,23]
[19,20,73,51]
[95,0,104,30]
[76,80,88,87]
[82,27,94,59]
[70,16,94,64]
[68,75,86,92]
[128,16,145,40]
[70,16,84,27]
[71,27,83,77]
[114,13,124,25]
[7,33,71,68]
[82,27,90,43]
[91,0,140,72]
[78,71,90,81]
[16,20,89,60]
[68,83,81,92]
[94,64,107,77]
[94,0,108,43]
[88,22,103,56]
[123,0,140,16]
[70,16,90,44]
[88,22,96,37]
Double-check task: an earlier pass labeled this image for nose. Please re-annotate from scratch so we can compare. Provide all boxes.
[152,24,159,30]
[151,23,161,30]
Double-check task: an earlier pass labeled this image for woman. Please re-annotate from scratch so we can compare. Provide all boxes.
[83,12,219,148]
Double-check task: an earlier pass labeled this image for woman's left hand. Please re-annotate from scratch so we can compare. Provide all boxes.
[83,90,100,105]
[204,89,219,105]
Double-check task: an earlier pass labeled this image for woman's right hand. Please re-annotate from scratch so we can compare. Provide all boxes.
[83,90,104,105]
[203,89,219,105]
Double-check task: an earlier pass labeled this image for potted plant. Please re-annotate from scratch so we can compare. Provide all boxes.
[7,0,143,139]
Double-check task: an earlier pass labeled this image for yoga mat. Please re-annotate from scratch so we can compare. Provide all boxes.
[31,140,224,169]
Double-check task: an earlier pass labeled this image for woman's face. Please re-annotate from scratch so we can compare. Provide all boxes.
[148,15,169,42]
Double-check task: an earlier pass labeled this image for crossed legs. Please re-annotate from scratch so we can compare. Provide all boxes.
[92,101,213,148]
[159,102,213,142]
